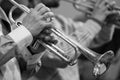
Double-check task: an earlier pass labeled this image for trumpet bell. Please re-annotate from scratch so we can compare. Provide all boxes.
[93,50,114,76]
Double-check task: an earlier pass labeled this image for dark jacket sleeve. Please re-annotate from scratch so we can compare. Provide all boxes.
[0,35,19,67]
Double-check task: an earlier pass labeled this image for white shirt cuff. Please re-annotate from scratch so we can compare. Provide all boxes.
[8,25,33,49]
[84,20,102,36]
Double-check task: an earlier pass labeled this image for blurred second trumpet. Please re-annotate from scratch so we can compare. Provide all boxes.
[60,0,120,15]
[9,0,114,76]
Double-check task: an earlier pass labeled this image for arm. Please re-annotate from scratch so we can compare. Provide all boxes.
[0,25,33,67]
[89,24,115,48]
[0,3,54,67]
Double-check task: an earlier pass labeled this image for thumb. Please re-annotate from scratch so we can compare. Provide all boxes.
[42,22,55,29]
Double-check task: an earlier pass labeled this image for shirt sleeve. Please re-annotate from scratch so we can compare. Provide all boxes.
[55,15,102,47]
[8,25,33,49]
[0,25,33,67]
[70,20,101,47]
[89,25,115,48]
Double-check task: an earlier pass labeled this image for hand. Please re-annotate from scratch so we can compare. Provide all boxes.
[22,3,54,36]
[75,0,116,22]
[105,12,120,26]
[28,28,58,54]
[91,0,116,22]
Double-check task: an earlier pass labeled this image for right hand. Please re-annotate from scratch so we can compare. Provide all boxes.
[90,0,116,22]
[75,0,116,22]
[22,3,54,36]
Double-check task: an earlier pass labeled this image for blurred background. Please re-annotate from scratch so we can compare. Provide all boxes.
[53,0,120,18]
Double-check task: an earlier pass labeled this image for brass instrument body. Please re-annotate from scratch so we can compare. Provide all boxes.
[9,0,114,76]
[9,0,78,66]
[61,0,120,27]
[60,0,120,14]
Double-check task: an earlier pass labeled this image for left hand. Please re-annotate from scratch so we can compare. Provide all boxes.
[28,28,58,54]
[22,3,54,37]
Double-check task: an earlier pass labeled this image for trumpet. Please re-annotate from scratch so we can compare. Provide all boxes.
[60,0,95,14]
[61,0,120,26]
[60,0,120,14]
[9,0,114,76]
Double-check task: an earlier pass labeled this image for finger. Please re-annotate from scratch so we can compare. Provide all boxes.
[99,2,105,8]
[49,36,58,44]
[88,0,96,4]
[43,36,58,44]
[105,10,117,15]
[83,1,94,7]
[42,12,54,21]
[95,0,107,7]
[38,30,52,39]
[37,22,54,32]
[38,7,51,15]
[79,1,94,9]
[44,36,51,41]
[109,1,116,5]
[42,29,52,34]
[52,40,58,44]
[83,4,94,10]
[38,35,52,43]
[38,34,45,40]
[38,34,51,41]
[95,0,102,7]
[35,3,45,11]
[98,1,109,12]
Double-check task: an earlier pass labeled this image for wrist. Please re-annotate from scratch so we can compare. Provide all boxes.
[88,17,105,27]
[92,14,106,22]
[8,22,33,49]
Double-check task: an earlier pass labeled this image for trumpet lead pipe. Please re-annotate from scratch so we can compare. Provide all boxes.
[9,0,30,13]
[60,0,93,9]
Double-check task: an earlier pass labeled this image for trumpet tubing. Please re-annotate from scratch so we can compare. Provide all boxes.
[9,0,115,76]
[60,0,120,14]
[9,0,79,66]
[60,0,94,8]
